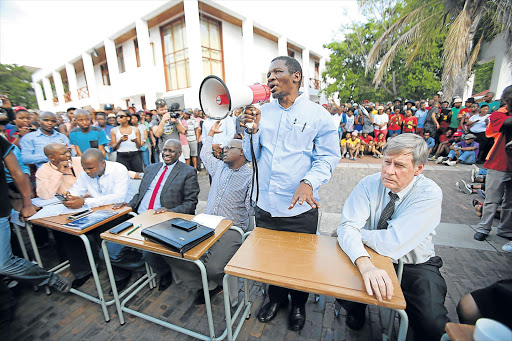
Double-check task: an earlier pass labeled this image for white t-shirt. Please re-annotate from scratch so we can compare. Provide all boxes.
[331,114,342,130]
[345,115,355,132]
[114,126,138,152]
[468,114,489,133]
[373,114,389,130]
[185,118,199,141]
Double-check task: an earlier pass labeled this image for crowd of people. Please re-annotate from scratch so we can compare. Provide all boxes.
[327,92,500,165]
[0,55,511,340]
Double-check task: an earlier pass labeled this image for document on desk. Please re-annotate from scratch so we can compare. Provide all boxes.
[31,197,60,208]
[192,213,225,230]
[28,204,90,221]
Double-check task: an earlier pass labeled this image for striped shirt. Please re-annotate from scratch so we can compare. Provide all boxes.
[200,136,253,230]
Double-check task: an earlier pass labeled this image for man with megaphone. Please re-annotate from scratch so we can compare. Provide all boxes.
[241,56,341,331]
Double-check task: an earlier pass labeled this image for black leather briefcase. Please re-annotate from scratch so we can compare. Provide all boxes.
[141,218,215,257]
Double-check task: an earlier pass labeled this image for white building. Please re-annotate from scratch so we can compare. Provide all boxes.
[31,0,327,112]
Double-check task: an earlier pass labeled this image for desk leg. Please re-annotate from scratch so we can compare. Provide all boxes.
[194,259,216,340]
[13,224,30,260]
[224,274,234,341]
[394,309,408,341]
[101,240,123,324]
[25,222,51,295]
[80,235,109,322]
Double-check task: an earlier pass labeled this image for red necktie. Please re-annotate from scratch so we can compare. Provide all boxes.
[148,166,168,210]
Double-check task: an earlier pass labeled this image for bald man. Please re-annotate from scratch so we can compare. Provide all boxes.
[162,121,252,304]
[20,111,70,168]
[114,138,199,291]
[35,143,83,199]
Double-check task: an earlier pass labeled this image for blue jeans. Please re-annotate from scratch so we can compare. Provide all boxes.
[0,217,56,286]
[140,148,150,167]
[447,150,476,164]
[389,129,401,136]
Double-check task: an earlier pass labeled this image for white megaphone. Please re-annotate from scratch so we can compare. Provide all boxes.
[199,75,271,131]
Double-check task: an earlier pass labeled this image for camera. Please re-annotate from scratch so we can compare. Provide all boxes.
[167,102,181,119]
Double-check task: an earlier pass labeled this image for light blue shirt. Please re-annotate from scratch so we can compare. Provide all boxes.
[337,173,442,265]
[20,128,70,168]
[425,137,435,148]
[415,109,428,128]
[137,161,177,214]
[243,94,341,217]
[5,144,30,183]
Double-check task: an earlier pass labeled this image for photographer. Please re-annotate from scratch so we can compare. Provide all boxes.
[150,99,186,162]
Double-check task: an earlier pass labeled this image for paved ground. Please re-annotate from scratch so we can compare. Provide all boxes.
[6,157,511,340]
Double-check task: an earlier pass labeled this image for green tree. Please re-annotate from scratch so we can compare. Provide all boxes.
[323,19,443,103]
[362,0,512,100]
[0,64,38,109]
[472,60,494,94]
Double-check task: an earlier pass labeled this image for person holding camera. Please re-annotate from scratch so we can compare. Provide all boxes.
[150,99,186,162]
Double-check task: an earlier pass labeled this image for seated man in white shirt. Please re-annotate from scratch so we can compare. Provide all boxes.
[336,133,449,341]
[62,149,145,291]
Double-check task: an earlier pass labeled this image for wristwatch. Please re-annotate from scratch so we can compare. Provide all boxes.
[301,179,313,189]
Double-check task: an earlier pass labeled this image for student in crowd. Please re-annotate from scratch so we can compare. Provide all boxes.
[114,139,199,292]
[106,113,117,127]
[58,107,77,137]
[403,109,418,134]
[388,107,403,136]
[373,106,388,137]
[340,131,351,159]
[372,132,386,158]
[414,102,428,135]
[434,131,463,162]
[346,131,361,160]
[424,100,440,137]
[336,134,449,341]
[131,111,150,168]
[20,111,70,169]
[5,109,33,147]
[359,132,373,156]
[467,107,491,163]
[443,133,479,166]
[151,100,186,162]
[111,110,143,172]
[423,131,435,156]
[69,109,108,157]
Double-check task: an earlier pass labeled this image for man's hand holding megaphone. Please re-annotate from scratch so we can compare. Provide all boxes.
[241,106,261,134]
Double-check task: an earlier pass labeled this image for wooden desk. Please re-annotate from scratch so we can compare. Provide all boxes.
[101,210,231,260]
[25,204,131,321]
[100,210,243,341]
[441,323,475,341]
[223,227,408,341]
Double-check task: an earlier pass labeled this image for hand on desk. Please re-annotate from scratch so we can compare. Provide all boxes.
[289,182,319,210]
[154,207,172,214]
[62,194,85,209]
[113,202,128,209]
[20,205,37,220]
[355,256,394,302]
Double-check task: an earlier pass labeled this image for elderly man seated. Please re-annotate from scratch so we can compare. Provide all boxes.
[336,133,449,341]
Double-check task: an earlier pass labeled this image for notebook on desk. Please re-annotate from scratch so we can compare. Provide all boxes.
[64,210,117,230]
[141,218,215,257]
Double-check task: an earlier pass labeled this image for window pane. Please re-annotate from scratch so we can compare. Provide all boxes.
[175,50,185,62]
[173,23,183,50]
[200,19,209,47]
[211,50,221,61]
[169,63,178,90]
[166,54,174,64]
[176,61,187,89]
[164,34,173,55]
[212,60,222,78]
[185,60,191,87]
[209,21,220,50]
[202,47,209,58]
[203,58,211,76]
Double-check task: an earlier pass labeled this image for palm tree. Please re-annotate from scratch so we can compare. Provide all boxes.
[363,0,512,100]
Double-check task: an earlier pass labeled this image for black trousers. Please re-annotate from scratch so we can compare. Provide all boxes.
[337,256,449,341]
[255,206,318,307]
[116,151,143,172]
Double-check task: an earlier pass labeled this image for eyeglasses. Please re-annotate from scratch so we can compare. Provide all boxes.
[117,115,127,118]
[223,146,242,152]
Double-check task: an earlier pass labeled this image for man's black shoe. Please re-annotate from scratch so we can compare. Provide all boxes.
[474,232,488,241]
[71,273,93,289]
[345,303,366,330]
[257,299,288,323]
[158,272,172,291]
[288,305,306,331]
[109,275,131,295]
[193,285,223,305]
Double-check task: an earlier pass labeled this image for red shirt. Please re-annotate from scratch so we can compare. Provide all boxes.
[483,108,512,172]
[374,135,386,144]
[388,114,403,131]
[439,134,449,144]
[360,135,372,144]
[402,116,417,133]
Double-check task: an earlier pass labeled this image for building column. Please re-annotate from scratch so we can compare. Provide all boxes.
[65,63,79,102]
[278,36,287,57]
[242,18,255,84]
[493,53,512,98]
[52,71,66,106]
[301,48,310,97]
[184,0,203,98]
[42,77,53,105]
[136,18,153,69]
[32,82,45,110]
[319,57,326,90]
[82,52,99,108]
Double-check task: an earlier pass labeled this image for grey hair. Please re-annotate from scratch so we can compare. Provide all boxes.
[383,133,428,166]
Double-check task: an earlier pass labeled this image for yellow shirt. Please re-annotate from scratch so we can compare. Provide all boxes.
[346,138,361,148]
[340,138,348,147]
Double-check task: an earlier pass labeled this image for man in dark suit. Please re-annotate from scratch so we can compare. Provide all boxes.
[114,139,199,290]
